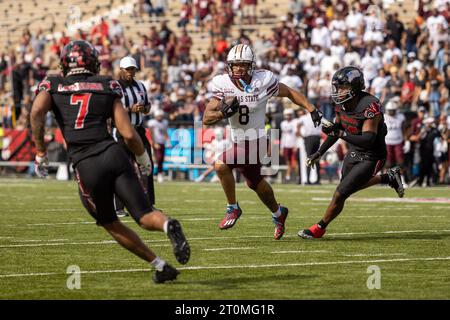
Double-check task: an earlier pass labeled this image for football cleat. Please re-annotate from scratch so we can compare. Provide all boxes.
[152,263,179,284]
[387,166,405,198]
[115,209,129,218]
[219,204,242,230]
[272,206,289,240]
[298,224,326,239]
[167,219,190,265]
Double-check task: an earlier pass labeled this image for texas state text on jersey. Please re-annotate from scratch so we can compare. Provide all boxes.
[210,70,279,142]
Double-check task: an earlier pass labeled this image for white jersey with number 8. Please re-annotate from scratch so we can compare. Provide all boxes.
[210,69,279,143]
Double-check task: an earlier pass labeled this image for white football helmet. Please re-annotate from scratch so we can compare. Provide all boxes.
[226,44,255,80]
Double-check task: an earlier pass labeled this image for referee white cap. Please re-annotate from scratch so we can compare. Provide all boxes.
[120,56,138,69]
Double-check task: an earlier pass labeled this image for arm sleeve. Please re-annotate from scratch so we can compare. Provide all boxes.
[340,131,377,149]
[211,77,225,100]
[318,135,339,156]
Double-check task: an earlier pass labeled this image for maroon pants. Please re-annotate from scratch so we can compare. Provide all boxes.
[154,143,165,174]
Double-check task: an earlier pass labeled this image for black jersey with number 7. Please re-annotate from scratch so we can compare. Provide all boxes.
[36,74,123,165]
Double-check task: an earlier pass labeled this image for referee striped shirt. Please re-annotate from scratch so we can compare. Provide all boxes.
[118,79,150,126]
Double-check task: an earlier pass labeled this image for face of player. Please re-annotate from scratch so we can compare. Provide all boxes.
[120,67,137,82]
[331,83,353,104]
[230,62,252,82]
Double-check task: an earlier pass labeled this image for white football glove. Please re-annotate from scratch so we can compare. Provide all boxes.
[135,151,152,176]
[34,154,49,178]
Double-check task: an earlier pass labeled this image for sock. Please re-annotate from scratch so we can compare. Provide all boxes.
[317,219,328,229]
[380,173,390,185]
[272,206,281,218]
[163,220,169,234]
[150,256,166,271]
[227,203,238,209]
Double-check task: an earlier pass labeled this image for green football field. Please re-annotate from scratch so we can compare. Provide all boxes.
[0,178,449,299]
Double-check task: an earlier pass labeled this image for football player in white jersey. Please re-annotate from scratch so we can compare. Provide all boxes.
[203,44,322,240]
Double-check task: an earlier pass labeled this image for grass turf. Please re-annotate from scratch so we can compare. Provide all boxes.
[0,179,449,299]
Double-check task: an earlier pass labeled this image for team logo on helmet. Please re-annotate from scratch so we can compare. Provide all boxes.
[60,40,100,76]
[331,66,365,105]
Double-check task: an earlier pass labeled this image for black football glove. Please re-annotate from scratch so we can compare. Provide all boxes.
[306,151,321,167]
[310,108,323,127]
[220,97,240,119]
[321,118,342,136]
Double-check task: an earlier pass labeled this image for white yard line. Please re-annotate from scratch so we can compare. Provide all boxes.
[312,197,450,204]
[272,250,329,254]
[0,256,449,278]
[342,253,407,257]
[203,247,256,251]
[1,229,449,248]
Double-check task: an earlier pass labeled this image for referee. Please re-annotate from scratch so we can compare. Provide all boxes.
[113,56,155,217]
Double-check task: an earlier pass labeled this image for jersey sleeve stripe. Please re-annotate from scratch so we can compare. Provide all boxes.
[267,84,279,97]
[266,79,278,94]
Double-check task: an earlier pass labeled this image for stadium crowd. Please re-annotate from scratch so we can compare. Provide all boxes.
[0,0,449,186]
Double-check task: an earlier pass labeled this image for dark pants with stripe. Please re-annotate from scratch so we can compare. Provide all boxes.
[337,152,385,198]
[75,144,153,225]
[114,126,155,210]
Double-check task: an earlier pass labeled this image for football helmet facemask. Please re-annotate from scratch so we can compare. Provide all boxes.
[226,44,255,80]
[331,66,365,105]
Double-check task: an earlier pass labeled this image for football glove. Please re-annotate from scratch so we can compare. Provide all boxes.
[321,119,342,137]
[306,151,321,167]
[220,97,240,119]
[310,108,323,127]
[135,151,153,176]
[34,154,49,178]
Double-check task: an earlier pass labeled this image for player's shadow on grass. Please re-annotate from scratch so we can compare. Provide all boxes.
[180,274,316,290]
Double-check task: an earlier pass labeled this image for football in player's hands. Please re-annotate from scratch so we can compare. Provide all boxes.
[220,96,240,118]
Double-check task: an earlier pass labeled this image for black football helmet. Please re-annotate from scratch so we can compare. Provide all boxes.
[331,66,365,104]
[59,40,100,76]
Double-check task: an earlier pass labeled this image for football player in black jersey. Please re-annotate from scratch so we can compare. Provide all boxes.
[298,66,405,239]
[30,40,190,283]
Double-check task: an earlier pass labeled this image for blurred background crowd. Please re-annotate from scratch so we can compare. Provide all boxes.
[0,0,449,186]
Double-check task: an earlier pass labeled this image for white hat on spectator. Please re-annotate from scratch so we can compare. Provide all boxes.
[424,117,435,125]
[407,52,416,58]
[280,15,287,22]
[217,62,226,70]
[119,56,138,69]
[283,108,295,116]
[385,100,398,111]
[154,109,164,117]
[184,74,192,81]
[316,17,324,25]
[418,106,427,113]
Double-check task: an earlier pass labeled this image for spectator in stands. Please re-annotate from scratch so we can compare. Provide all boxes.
[381,66,403,104]
[386,12,405,48]
[370,68,388,100]
[400,71,415,112]
[178,2,192,28]
[310,17,331,49]
[242,0,257,24]
[0,53,7,91]
[109,19,124,39]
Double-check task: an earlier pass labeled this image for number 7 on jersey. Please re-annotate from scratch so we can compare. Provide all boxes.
[70,93,92,129]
